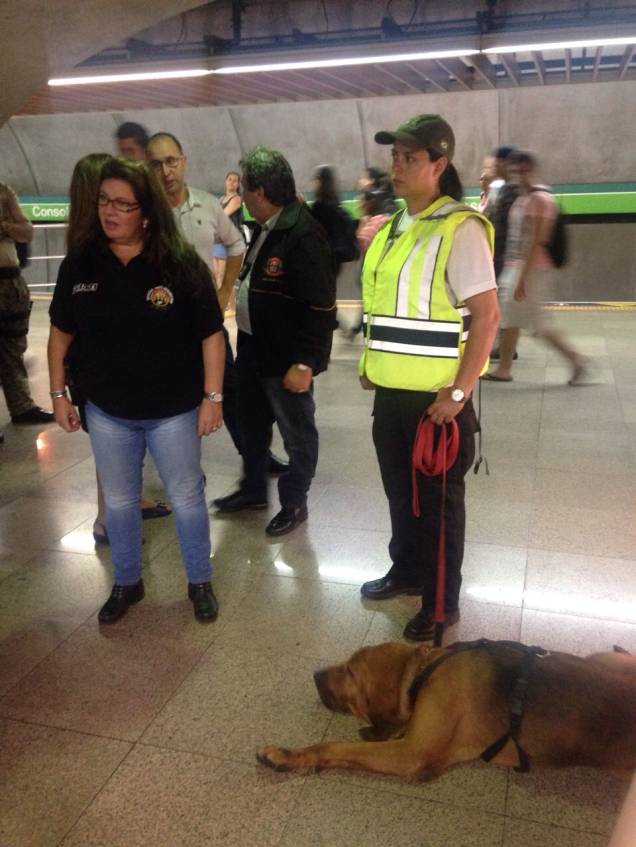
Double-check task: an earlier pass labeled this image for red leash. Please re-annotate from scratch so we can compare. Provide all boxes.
[412,415,459,646]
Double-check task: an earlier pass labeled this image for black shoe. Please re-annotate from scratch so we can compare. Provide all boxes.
[268,453,289,475]
[188,581,218,621]
[265,505,308,536]
[98,580,144,624]
[212,490,268,513]
[360,573,425,601]
[11,406,55,425]
[403,608,460,642]
[0,431,4,445]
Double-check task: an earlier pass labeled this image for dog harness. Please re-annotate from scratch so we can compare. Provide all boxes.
[407,638,548,773]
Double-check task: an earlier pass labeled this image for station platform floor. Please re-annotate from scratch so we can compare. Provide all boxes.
[0,302,634,847]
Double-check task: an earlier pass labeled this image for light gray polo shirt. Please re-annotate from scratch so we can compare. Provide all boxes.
[173,185,244,273]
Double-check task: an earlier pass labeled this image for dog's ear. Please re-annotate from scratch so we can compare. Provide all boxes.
[355,643,418,726]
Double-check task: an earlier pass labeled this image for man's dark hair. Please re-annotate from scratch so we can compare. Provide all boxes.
[147,131,184,154]
[115,122,149,147]
[508,149,537,170]
[493,144,516,161]
[239,146,296,207]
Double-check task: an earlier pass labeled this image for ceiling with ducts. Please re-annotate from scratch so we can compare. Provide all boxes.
[0,0,212,127]
[6,1,636,120]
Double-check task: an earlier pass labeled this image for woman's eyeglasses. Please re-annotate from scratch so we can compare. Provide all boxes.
[97,193,141,213]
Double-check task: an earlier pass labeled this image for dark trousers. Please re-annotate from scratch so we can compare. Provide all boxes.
[237,331,318,509]
[221,326,242,455]
[372,388,477,613]
[0,275,35,417]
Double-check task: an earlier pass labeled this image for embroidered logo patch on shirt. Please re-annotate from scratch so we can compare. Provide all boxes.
[264,257,284,277]
[72,282,98,294]
[146,286,174,309]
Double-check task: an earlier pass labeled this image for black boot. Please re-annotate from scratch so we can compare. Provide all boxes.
[188,582,219,622]
[98,580,144,624]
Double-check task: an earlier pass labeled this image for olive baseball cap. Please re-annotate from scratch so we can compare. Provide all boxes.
[375,114,455,161]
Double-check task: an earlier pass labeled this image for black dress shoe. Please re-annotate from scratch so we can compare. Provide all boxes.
[98,580,144,624]
[360,573,425,600]
[212,490,268,513]
[265,505,308,536]
[403,608,460,642]
[267,452,289,475]
[11,406,55,425]
[188,581,218,621]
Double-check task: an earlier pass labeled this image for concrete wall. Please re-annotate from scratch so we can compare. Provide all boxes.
[2,80,635,300]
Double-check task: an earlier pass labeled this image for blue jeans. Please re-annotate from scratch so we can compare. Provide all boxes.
[85,402,211,586]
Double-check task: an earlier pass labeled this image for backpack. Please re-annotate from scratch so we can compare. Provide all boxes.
[530,187,568,268]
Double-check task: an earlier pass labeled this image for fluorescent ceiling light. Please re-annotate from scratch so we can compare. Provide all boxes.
[49,69,212,86]
[213,49,478,74]
[484,36,636,54]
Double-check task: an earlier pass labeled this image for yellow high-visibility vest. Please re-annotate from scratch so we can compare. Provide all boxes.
[359,195,494,392]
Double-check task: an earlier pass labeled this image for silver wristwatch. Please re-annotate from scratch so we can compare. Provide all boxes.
[204,391,223,403]
[450,387,466,403]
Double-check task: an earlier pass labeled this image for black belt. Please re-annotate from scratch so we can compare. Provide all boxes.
[408,638,548,773]
[0,267,21,279]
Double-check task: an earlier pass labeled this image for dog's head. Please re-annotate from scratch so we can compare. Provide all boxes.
[313,641,423,726]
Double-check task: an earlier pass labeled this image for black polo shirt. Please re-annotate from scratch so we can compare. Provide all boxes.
[50,247,223,420]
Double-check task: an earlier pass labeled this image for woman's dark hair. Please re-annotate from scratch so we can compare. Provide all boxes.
[80,157,210,297]
[313,164,340,206]
[67,153,112,254]
[239,146,296,206]
[225,170,241,195]
[428,149,464,201]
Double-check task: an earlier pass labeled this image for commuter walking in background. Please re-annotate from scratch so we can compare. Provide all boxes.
[309,164,359,276]
[65,153,173,546]
[48,158,225,624]
[0,181,53,431]
[484,150,585,384]
[485,145,518,360]
[213,170,245,311]
[343,184,397,339]
[213,147,337,536]
[358,114,499,641]
[114,122,150,161]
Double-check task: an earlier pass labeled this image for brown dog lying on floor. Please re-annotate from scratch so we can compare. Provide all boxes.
[257,639,636,781]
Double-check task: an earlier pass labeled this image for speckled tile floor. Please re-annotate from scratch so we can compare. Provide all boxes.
[0,303,634,846]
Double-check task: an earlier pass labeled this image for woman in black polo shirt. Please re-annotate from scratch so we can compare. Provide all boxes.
[48,158,225,624]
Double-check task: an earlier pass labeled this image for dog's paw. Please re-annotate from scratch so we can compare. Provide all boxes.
[256,746,293,772]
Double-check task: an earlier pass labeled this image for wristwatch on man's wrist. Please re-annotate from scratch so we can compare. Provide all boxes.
[204,391,223,403]
[450,387,466,403]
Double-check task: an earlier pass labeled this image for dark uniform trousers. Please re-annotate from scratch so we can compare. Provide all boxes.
[0,273,36,417]
[236,331,318,509]
[372,387,477,614]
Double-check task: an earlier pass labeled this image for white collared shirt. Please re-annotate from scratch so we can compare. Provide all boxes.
[173,185,244,274]
[236,209,283,335]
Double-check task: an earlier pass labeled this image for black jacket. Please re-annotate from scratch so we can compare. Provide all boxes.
[244,200,337,376]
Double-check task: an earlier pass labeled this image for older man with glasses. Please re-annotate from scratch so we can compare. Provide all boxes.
[146,132,288,478]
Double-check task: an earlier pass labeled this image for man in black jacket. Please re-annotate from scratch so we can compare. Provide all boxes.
[213,147,336,536]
